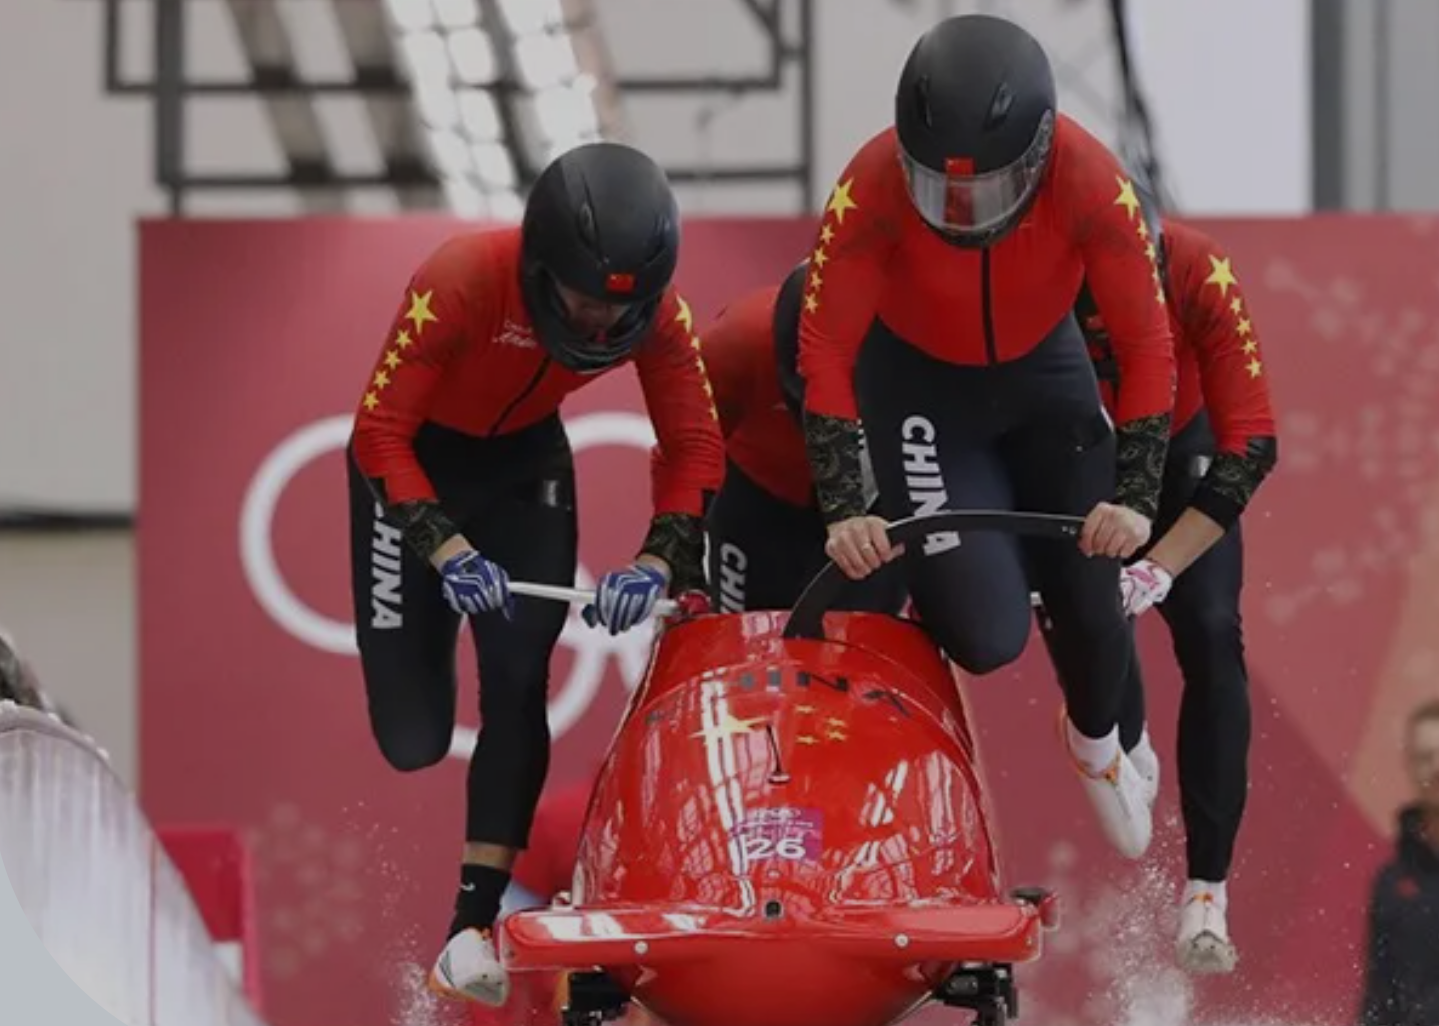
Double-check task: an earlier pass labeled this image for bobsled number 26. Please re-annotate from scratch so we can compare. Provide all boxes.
[739,834,812,864]
[733,807,823,865]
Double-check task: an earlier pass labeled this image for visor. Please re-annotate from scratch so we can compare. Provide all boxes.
[543,272,643,337]
[900,111,1055,236]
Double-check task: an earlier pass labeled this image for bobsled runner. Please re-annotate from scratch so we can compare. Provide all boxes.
[499,511,1080,1026]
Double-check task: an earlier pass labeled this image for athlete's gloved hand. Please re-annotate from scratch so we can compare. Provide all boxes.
[825,515,899,580]
[584,563,669,635]
[1120,559,1173,617]
[1080,502,1152,559]
[439,550,514,619]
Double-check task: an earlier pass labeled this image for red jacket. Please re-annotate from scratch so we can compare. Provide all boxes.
[1081,216,1279,525]
[797,117,1175,430]
[352,227,724,519]
[664,283,815,509]
[511,777,592,899]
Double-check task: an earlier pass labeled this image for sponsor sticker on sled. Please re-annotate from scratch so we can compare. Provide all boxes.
[733,806,822,865]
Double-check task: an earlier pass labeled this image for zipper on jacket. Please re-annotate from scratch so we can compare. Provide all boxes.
[489,357,551,436]
[980,249,998,364]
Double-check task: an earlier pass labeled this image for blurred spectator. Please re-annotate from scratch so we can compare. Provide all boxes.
[0,626,47,710]
[1359,699,1439,1026]
[0,625,79,727]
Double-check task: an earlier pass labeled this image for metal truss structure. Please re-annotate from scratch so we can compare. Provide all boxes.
[92,0,816,215]
[604,0,818,211]
[102,0,441,214]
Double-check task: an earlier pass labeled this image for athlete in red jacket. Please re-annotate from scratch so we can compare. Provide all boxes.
[1044,189,1278,974]
[676,262,905,612]
[796,14,1175,861]
[346,143,724,1006]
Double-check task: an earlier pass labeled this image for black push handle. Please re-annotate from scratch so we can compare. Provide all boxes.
[782,510,1085,641]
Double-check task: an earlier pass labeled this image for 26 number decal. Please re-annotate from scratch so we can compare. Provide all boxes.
[740,834,810,863]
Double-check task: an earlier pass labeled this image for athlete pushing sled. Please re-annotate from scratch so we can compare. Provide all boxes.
[346,141,723,1005]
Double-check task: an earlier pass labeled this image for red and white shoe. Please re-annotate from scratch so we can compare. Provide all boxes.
[1057,708,1153,860]
[428,927,510,1005]
[1176,882,1238,974]
[1127,730,1161,810]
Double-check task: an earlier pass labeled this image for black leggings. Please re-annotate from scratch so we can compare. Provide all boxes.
[346,417,578,850]
[1043,415,1251,880]
[707,460,908,614]
[855,316,1130,739]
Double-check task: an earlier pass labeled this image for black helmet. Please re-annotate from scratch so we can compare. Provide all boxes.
[771,260,809,420]
[894,15,1057,248]
[520,142,680,375]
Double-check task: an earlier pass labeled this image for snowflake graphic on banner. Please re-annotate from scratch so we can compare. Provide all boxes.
[1260,237,1439,627]
[246,802,368,980]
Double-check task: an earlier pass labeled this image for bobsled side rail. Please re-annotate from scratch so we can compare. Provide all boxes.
[499,903,1042,971]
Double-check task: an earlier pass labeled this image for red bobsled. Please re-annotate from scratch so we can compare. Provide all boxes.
[499,512,1077,1026]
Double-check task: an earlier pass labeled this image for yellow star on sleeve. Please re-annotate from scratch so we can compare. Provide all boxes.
[820,224,835,245]
[405,289,439,334]
[394,328,414,350]
[1114,177,1141,220]
[825,178,858,224]
[1242,338,1259,355]
[1230,297,1244,315]
[372,369,391,389]
[362,391,379,412]
[675,295,694,332]
[1236,317,1253,336]
[383,349,402,369]
[1246,357,1263,378]
[1204,255,1239,297]
[804,293,819,314]
[811,247,828,269]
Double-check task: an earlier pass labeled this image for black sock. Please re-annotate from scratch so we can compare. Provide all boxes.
[449,864,511,938]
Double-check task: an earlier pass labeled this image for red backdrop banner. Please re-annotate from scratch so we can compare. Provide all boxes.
[140,214,1439,1026]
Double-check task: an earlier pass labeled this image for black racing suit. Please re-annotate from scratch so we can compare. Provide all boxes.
[796,121,1174,742]
[347,418,577,848]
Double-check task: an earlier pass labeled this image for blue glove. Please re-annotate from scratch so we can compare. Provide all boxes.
[584,563,668,635]
[439,550,513,619]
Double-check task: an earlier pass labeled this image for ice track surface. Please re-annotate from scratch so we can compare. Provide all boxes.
[0,702,271,1026]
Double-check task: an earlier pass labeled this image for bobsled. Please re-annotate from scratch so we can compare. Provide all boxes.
[499,512,1080,1026]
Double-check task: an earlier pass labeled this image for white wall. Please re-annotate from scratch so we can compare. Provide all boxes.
[1126,0,1311,215]
[0,0,1310,786]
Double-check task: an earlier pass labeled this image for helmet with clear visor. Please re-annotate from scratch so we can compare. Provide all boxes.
[894,15,1058,248]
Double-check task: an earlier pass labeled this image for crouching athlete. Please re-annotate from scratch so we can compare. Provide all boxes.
[796,14,1178,861]
[660,262,906,613]
[1043,191,1278,974]
[346,142,724,1006]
